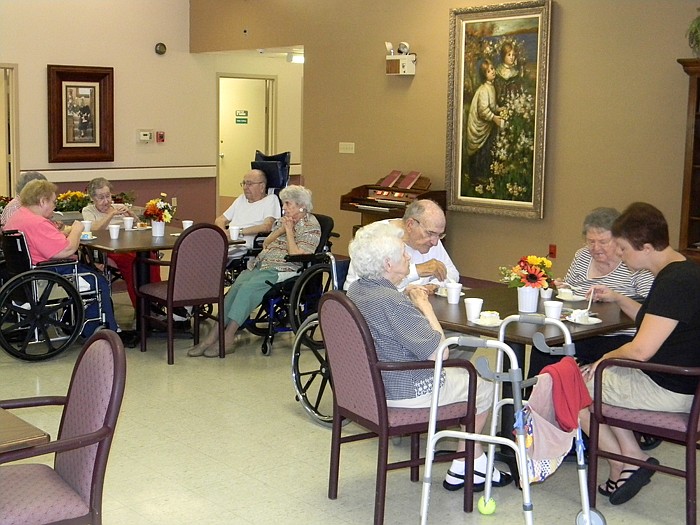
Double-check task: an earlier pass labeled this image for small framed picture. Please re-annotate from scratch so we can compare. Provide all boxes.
[47,65,114,163]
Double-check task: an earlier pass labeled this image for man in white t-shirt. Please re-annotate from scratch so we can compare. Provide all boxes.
[215,169,281,259]
[344,199,459,291]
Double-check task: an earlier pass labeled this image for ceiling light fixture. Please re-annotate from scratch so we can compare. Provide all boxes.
[286,53,304,64]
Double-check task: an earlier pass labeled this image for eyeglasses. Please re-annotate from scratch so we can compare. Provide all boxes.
[240,181,264,188]
[585,237,613,248]
[93,192,112,202]
[413,218,446,240]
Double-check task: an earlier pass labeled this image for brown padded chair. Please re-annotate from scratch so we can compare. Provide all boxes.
[587,358,700,525]
[0,330,127,525]
[136,223,228,365]
[318,291,478,525]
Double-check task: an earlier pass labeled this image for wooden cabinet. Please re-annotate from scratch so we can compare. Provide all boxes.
[679,59,700,262]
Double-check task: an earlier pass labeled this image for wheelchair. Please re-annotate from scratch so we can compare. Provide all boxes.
[239,213,339,356]
[0,230,104,361]
[291,251,349,426]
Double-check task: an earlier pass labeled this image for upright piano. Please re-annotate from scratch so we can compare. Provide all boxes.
[340,171,446,228]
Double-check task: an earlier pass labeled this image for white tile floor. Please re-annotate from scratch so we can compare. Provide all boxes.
[0,291,694,524]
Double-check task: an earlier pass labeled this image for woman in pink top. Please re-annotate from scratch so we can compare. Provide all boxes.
[5,179,120,338]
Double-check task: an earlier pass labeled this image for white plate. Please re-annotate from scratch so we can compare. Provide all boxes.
[436,288,465,298]
[565,315,602,325]
[472,318,503,327]
[80,235,96,241]
[557,293,587,302]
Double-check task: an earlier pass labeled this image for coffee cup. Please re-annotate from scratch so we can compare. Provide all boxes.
[182,220,194,229]
[80,220,92,233]
[543,300,563,320]
[464,297,483,322]
[123,217,134,230]
[445,282,462,304]
[230,226,241,240]
[108,224,120,239]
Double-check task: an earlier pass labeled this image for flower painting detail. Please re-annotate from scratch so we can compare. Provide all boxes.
[446,1,551,219]
[463,22,539,201]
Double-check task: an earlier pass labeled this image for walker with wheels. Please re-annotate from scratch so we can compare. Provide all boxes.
[420,313,606,525]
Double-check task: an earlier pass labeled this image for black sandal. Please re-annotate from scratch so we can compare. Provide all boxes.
[598,478,618,497]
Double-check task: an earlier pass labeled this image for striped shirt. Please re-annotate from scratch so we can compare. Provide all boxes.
[563,247,654,336]
[347,277,444,400]
[254,213,321,273]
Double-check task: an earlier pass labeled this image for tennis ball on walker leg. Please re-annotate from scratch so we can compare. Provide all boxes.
[478,496,497,515]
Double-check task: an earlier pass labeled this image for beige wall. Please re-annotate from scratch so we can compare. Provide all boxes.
[0,0,303,223]
[192,0,695,281]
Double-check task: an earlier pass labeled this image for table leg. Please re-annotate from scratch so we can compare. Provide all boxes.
[134,251,150,330]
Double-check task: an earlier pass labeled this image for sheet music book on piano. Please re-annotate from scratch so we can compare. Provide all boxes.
[396,171,421,189]
[379,170,402,188]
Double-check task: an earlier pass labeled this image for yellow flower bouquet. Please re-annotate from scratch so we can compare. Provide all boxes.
[143,193,174,223]
[499,255,554,289]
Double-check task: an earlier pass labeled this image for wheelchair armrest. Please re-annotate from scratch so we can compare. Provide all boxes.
[285,253,328,265]
[141,257,170,267]
[37,258,77,268]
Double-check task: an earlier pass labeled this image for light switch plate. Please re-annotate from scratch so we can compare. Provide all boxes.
[339,142,355,154]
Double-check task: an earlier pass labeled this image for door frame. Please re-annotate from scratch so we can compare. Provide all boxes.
[1,63,20,197]
[217,73,276,216]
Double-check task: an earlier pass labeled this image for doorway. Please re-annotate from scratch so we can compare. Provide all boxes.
[0,64,18,197]
[218,75,275,214]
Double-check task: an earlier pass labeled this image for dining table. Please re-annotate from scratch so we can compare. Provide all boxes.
[430,284,636,471]
[80,224,245,329]
[0,407,50,454]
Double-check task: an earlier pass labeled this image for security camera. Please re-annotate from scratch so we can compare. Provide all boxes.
[397,42,410,55]
[385,41,394,55]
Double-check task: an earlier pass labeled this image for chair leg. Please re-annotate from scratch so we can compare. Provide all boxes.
[410,433,420,482]
[587,414,600,509]
[686,438,696,525]
[139,296,148,353]
[218,299,225,358]
[167,307,174,365]
[374,433,390,525]
[328,412,342,500]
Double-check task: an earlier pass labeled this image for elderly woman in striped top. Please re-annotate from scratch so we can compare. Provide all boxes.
[529,207,654,377]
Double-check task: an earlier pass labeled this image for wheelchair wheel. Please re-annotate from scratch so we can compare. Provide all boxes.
[289,263,333,333]
[0,270,84,361]
[291,314,334,425]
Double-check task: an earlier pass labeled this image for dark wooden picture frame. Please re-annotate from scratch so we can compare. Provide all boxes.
[446,0,551,219]
[48,65,114,163]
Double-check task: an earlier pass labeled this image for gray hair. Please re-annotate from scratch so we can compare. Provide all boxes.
[349,222,405,280]
[582,207,620,236]
[16,171,47,194]
[403,199,442,223]
[86,177,113,198]
[279,185,313,212]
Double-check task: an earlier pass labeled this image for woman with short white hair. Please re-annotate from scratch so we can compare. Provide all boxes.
[346,221,511,493]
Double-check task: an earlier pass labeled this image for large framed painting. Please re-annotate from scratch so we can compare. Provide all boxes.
[446,0,551,219]
[47,65,114,163]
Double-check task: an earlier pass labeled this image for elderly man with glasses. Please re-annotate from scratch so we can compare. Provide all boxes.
[344,199,459,292]
[214,169,281,259]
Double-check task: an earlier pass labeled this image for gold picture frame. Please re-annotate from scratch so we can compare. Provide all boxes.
[48,65,114,163]
[446,0,551,219]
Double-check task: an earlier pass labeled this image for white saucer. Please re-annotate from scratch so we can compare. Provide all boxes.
[472,318,503,327]
[436,288,465,298]
[80,235,96,241]
[557,293,586,302]
[565,315,602,325]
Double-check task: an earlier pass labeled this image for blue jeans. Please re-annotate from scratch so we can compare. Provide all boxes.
[49,263,118,337]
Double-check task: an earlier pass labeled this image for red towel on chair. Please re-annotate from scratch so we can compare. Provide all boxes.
[540,356,592,432]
